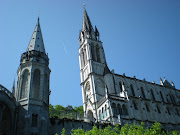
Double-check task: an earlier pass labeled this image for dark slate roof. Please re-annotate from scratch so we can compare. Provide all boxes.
[27,18,46,53]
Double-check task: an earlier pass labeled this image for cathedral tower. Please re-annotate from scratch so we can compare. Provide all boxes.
[79,8,111,121]
[15,18,50,135]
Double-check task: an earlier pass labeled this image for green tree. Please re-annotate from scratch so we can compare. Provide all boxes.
[73,106,83,114]
[49,104,54,117]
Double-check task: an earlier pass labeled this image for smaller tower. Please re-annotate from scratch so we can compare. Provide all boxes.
[15,18,50,135]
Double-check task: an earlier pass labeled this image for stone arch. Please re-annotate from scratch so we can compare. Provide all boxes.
[111,103,117,116]
[32,69,41,99]
[122,104,128,115]
[0,90,16,135]
[87,110,94,121]
[0,103,12,135]
[20,69,29,99]
[84,81,90,100]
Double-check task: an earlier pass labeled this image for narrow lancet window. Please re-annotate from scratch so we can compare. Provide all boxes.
[32,114,38,127]
[160,91,164,102]
[122,104,128,115]
[140,87,146,99]
[20,70,29,99]
[32,69,40,99]
[119,82,123,92]
[91,45,95,61]
[151,89,155,101]
[112,103,117,116]
[96,47,101,62]
[117,104,122,115]
[130,84,135,96]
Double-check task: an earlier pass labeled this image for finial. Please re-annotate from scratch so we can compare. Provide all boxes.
[83,3,86,10]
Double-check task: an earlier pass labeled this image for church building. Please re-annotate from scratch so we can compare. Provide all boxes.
[78,8,180,130]
[0,8,179,135]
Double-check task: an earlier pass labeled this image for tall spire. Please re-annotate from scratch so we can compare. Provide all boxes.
[82,7,94,33]
[27,17,46,53]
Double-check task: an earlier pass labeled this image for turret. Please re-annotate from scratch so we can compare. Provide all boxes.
[15,18,50,135]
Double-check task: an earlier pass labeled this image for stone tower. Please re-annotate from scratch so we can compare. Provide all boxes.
[79,8,113,121]
[15,18,50,135]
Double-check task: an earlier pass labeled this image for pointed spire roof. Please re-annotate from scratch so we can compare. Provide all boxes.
[27,17,46,53]
[82,7,94,32]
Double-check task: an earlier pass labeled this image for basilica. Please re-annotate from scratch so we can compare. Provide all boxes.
[0,8,180,135]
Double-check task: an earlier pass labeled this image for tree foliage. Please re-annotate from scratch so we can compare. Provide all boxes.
[55,122,180,135]
[49,104,84,118]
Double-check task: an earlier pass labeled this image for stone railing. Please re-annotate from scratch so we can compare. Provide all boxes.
[51,111,121,125]
[51,111,86,121]
[0,84,16,101]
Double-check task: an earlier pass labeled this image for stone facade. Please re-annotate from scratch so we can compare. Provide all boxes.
[78,8,180,131]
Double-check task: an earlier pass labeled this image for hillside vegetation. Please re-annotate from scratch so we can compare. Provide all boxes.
[57,122,180,135]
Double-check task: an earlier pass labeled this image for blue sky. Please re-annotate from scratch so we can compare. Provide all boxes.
[0,0,180,107]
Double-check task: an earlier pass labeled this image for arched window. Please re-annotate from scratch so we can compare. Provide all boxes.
[140,87,146,99]
[99,110,101,120]
[133,101,138,110]
[80,49,85,67]
[166,96,169,103]
[105,105,107,117]
[117,104,122,115]
[32,69,40,99]
[167,107,171,115]
[119,82,123,92]
[91,45,95,61]
[130,84,135,96]
[82,49,85,66]
[83,48,87,65]
[20,70,29,99]
[96,47,101,63]
[102,107,104,119]
[157,105,161,113]
[122,104,128,115]
[160,91,164,102]
[150,89,155,101]
[32,114,38,127]
[44,74,49,103]
[96,47,101,62]
[112,103,117,116]
[170,94,176,104]
[145,104,150,112]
